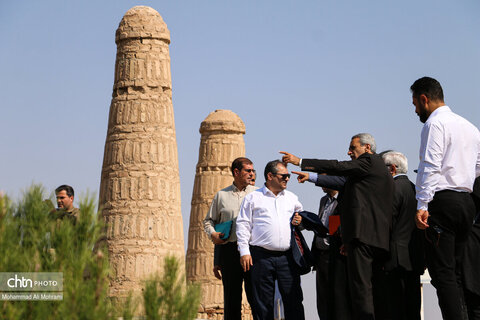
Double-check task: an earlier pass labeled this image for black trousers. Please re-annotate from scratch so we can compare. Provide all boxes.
[250,246,305,320]
[377,268,421,320]
[314,249,329,320]
[465,290,480,320]
[346,240,386,320]
[219,242,255,320]
[328,236,352,320]
[424,190,475,320]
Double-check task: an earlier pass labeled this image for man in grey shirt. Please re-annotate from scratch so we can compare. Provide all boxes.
[203,157,257,320]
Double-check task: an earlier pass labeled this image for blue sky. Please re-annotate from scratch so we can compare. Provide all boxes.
[1,1,479,318]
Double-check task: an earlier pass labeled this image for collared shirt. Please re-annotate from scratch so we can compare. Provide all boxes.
[314,193,338,249]
[236,185,303,256]
[308,172,339,248]
[416,105,480,210]
[204,184,258,242]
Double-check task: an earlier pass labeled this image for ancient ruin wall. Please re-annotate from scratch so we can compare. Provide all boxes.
[186,109,252,319]
[99,6,184,298]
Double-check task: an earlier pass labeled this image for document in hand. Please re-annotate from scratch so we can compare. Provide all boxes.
[214,220,233,240]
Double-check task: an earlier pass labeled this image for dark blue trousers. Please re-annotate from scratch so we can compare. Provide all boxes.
[250,246,305,320]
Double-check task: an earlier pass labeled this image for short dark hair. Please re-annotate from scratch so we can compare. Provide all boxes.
[231,157,253,176]
[55,185,74,198]
[410,77,444,102]
[264,160,286,181]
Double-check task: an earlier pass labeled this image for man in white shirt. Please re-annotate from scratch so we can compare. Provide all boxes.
[236,160,305,320]
[204,157,257,320]
[411,76,480,320]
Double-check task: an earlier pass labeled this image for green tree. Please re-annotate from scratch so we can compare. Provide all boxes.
[0,185,201,320]
[143,257,200,320]
[0,185,113,319]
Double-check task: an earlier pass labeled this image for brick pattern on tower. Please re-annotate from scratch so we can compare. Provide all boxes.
[99,6,184,299]
[186,109,253,319]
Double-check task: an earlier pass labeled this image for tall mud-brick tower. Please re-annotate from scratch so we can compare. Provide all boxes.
[186,110,252,319]
[99,6,184,299]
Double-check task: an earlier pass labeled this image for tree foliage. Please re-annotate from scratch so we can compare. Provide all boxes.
[143,257,200,320]
[0,185,200,320]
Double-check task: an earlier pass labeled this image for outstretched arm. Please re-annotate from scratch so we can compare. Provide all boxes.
[315,175,346,191]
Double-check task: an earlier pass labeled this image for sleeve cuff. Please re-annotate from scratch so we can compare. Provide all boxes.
[417,201,428,211]
[205,226,215,237]
[308,172,318,183]
[239,246,250,257]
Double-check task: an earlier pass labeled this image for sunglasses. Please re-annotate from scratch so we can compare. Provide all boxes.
[274,173,291,180]
[243,169,256,173]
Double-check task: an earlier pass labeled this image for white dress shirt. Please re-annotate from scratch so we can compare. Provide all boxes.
[416,105,480,210]
[236,186,303,257]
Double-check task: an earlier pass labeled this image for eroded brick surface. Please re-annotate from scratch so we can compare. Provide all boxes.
[99,6,184,300]
[186,110,252,319]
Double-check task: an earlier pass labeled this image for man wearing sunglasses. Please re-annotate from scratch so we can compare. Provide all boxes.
[236,160,305,320]
[281,132,394,320]
[203,157,257,320]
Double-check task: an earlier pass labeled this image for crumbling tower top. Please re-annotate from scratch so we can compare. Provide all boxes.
[200,109,246,134]
[115,6,170,43]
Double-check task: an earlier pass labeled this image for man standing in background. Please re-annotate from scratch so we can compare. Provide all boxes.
[55,184,79,222]
[381,151,424,320]
[203,157,257,320]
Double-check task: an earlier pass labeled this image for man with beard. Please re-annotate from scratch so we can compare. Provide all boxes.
[410,77,480,319]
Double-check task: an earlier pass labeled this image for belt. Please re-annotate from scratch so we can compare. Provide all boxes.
[250,245,289,256]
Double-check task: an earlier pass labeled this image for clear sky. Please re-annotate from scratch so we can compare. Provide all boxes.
[1,1,479,318]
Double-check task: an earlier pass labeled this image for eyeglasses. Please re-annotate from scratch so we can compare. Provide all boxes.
[243,169,256,173]
[274,173,291,180]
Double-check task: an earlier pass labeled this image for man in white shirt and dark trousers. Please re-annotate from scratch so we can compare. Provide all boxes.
[411,76,480,320]
[236,160,305,320]
[204,157,258,320]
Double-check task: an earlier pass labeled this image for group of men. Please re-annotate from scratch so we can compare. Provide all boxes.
[203,77,480,320]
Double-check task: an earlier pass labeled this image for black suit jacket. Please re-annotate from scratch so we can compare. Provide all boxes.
[302,153,394,250]
[311,194,338,255]
[384,175,424,273]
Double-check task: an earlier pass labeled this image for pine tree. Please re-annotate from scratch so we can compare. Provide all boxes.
[0,185,201,320]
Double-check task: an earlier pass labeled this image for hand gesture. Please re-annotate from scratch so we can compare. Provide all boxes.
[292,171,309,183]
[279,151,300,166]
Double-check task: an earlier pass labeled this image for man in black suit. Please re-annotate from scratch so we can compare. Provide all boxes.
[281,132,394,320]
[380,151,424,320]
